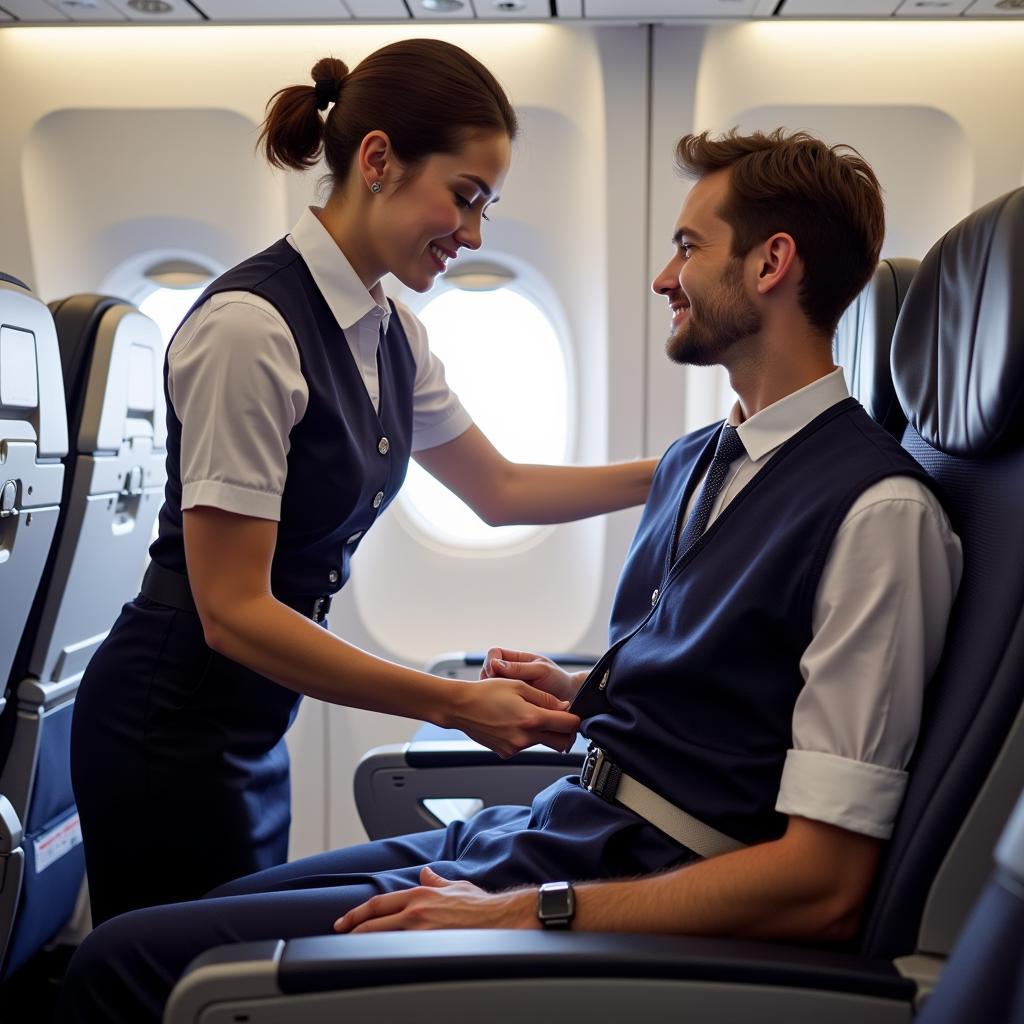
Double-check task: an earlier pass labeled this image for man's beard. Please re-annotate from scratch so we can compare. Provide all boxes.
[666,259,761,367]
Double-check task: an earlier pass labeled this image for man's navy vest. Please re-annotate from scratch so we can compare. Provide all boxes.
[150,238,417,600]
[576,398,940,845]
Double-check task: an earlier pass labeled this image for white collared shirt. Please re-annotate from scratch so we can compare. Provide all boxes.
[167,207,472,520]
[678,368,963,839]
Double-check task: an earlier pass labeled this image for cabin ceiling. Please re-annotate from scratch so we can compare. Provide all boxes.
[0,0,1021,24]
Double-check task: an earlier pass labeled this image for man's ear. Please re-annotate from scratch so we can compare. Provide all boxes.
[753,232,799,296]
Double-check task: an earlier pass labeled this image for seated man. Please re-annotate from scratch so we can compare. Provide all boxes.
[57,129,962,1022]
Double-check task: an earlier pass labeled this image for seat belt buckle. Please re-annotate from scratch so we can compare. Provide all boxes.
[581,745,622,802]
[311,595,332,625]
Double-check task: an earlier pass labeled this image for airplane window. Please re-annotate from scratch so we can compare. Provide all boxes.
[137,286,205,348]
[400,285,571,549]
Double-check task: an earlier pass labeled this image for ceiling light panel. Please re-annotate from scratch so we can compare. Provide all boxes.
[0,0,68,18]
[105,0,201,19]
[896,0,972,13]
[472,0,552,17]
[191,0,352,19]
[778,0,900,14]
[44,0,125,20]
[965,0,1024,13]
[344,0,409,15]
[410,0,473,17]
[583,0,760,17]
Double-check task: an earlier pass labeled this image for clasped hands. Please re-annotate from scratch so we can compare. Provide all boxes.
[448,647,586,757]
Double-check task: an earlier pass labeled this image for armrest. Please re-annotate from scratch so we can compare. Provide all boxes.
[167,931,916,1024]
[354,741,586,840]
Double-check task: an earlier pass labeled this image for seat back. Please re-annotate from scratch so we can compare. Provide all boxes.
[834,257,917,438]
[0,273,68,975]
[0,294,165,978]
[914,785,1024,1023]
[861,189,1024,962]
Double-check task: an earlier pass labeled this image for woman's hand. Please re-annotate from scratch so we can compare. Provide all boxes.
[481,647,586,704]
[334,866,535,933]
[446,677,579,756]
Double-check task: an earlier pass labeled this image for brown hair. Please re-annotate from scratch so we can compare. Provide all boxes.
[258,40,518,184]
[675,129,884,336]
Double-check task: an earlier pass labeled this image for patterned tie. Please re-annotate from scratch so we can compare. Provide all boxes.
[676,424,746,559]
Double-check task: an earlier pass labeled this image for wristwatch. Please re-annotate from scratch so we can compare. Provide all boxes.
[537,881,576,929]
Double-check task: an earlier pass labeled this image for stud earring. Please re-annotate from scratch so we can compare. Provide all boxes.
[370,181,382,194]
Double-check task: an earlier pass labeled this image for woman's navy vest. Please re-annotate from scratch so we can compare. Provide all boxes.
[150,239,417,600]
[576,398,941,845]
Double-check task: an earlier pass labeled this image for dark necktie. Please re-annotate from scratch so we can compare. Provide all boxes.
[676,424,746,559]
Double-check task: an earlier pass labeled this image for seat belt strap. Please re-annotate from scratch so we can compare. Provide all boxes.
[581,744,747,859]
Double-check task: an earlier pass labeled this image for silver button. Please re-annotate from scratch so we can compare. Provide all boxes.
[598,669,610,691]
[378,437,390,456]
[328,569,339,584]
[347,531,363,544]
[651,588,659,607]
[372,491,384,509]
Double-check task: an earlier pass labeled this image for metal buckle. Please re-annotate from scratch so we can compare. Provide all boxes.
[581,745,621,802]
[311,595,332,624]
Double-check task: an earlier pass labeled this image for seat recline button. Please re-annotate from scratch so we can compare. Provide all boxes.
[0,479,17,517]
[378,437,390,456]
[372,491,384,509]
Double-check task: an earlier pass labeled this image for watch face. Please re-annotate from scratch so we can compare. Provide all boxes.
[538,882,575,928]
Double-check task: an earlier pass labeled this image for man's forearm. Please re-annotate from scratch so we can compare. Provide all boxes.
[502,817,881,942]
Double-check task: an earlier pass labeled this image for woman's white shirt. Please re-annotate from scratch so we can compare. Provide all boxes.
[166,207,472,522]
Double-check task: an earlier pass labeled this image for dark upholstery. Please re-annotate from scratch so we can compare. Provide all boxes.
[893,188,1024,457]
[834,257,918,438]
[861,188,1024,959]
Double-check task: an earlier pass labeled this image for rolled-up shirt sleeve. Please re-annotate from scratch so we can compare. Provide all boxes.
[776,476,963,839]
[392,299,473,452]
[167,292,309,522]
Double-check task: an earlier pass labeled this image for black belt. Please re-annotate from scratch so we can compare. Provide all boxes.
[141,561,333,624]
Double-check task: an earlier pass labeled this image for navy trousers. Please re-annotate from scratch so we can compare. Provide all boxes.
[56,778,694,1023]
[71,594,302,926]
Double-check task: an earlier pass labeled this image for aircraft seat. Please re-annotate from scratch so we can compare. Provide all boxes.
[0,274,68,979]
[354,256,921,843]
[0,294,166,979]
[165,190,1024,1021]
[834,256,918,438]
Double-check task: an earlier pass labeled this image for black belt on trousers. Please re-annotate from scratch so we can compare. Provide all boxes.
[141,561,333,624]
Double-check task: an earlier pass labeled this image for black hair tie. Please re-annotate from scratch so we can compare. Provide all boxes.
[315,78,340,112]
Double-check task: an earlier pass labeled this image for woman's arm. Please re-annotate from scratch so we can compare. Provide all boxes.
[413,425,658,527]
[183,506,579,756]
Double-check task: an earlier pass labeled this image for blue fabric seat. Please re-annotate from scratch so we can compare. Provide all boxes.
[0,292,165,979]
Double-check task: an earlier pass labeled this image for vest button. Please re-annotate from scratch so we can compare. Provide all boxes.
[372,491,384,509]
[651,588,659,607]
[347,531,363,544]
[328,569,339,584]
[378,437,390,456]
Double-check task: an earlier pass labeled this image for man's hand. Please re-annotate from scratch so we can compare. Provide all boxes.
[334,867,536,934]
[482,647,586,704]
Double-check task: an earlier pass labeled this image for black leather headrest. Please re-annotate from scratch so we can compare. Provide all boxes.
[892,188,1024,457]
[835,257,917,438]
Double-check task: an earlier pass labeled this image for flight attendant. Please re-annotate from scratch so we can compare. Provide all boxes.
[69,38,657,927]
